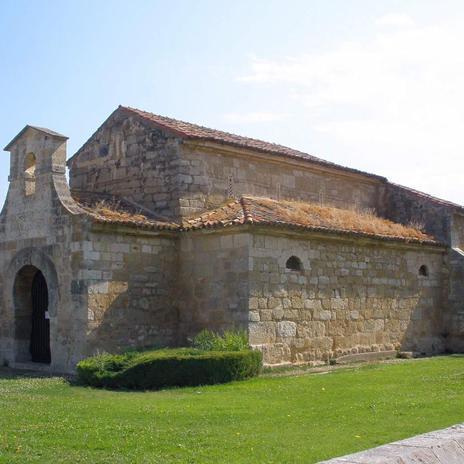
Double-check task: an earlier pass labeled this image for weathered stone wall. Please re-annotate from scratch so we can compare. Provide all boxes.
[443,213,464,352]
[383,184,454,245]
[451,214,464,249]
[247,230,447,364]
[68,111,184,220]
[3,113,462,372]
[177,144,385,217]
[78,226,179,355]
[68,109,386,221]
[178,231,250,341]
[445,248,464,351]
[0,128,88,373]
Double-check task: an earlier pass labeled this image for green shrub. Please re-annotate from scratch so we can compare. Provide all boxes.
[192,329,249,352]
[76,348,262,390]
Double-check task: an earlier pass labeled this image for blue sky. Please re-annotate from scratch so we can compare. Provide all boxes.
[1,0,464,206]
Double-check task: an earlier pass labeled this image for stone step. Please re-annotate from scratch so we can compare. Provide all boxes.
[319,424,464,463]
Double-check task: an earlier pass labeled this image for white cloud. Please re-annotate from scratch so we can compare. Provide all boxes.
[237,17,464,203]
[375,13,415,28]
[223,112,288,123]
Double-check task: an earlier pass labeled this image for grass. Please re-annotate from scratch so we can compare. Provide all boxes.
[1,356,464,463]
[246,196,432,242]
[183,196,434,241]
[86,200,151,223]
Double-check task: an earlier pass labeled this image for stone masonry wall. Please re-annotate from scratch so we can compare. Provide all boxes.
[383,184,453,245]
[69,111,184,220]
[444,213,464,351]
[0,128,88,373]
[69,109,385,222]
[178,144,384,217]
[451,214,464,250]
[247,231,447,364]
[178,231,250,341]
[77,227,179,355]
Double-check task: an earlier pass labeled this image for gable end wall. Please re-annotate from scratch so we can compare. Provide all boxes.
[69,111,184,220]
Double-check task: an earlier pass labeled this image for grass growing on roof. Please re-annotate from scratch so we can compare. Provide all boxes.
[1,356,464,463]
[248,196,432,241]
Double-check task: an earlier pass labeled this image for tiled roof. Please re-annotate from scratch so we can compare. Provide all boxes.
[71,189,440,245]
[182,196,440,245]
[119,106,386,181]
[71,190,179,230]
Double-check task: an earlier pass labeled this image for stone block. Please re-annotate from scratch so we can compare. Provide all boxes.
[277,321,297,338]
[248,322,276,344]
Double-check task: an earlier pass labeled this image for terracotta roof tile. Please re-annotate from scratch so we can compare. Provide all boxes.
[119,106,385,181]
[182,196,440,245]
[71,188,442,245]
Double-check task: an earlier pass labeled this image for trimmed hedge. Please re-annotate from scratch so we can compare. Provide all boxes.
[76,348,262,390]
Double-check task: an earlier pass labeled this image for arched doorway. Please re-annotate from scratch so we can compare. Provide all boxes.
[13,266,51,364]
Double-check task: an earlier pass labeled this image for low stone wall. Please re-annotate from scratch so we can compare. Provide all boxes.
[247,231,447,364]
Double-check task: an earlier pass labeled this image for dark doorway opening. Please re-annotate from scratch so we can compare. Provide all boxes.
[14,266,51,364]
[30,271,51,363]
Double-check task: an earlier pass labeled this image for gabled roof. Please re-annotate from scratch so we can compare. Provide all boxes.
[120,106,387,181]
[66,105,463,213]
[4,125,68,151]
[68,105,386,181]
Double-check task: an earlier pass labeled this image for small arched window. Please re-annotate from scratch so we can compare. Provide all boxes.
[419,265,429,277]
[24,153,36,196]
[286,256,303,272]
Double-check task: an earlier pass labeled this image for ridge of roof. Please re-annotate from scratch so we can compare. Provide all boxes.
[4,125,68,151]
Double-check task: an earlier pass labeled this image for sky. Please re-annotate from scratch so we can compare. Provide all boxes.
[1,0,464,206]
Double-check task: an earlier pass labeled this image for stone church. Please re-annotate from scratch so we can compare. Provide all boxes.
[1,105,463,373]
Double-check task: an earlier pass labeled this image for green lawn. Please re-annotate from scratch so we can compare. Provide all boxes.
[1,356,464,463]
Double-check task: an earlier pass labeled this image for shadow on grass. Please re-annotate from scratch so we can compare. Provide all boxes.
[0,366,76,383]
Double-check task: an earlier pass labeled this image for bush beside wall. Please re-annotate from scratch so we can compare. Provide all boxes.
[77,348,262,390]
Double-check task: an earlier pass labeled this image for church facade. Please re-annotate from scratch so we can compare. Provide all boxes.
[1,106,463,373]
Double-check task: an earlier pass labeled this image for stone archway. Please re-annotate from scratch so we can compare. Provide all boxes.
[13,266,51,363]
[4,248,59,367]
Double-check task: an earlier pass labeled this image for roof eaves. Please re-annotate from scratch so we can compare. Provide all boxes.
[183,216,443,246]
[86,212,180,231]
